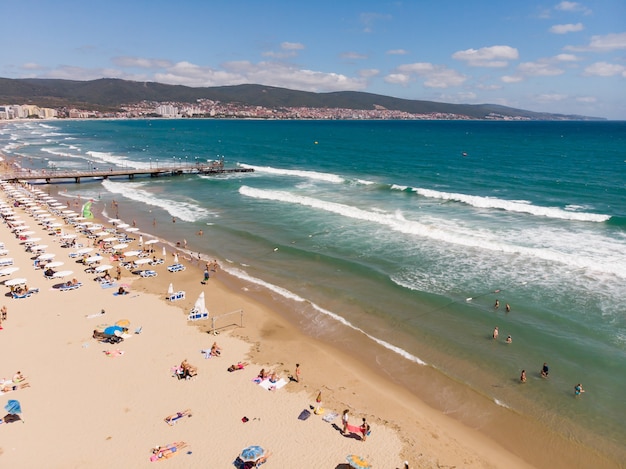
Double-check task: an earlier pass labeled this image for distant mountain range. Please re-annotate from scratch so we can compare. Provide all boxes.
[0,77,603,120]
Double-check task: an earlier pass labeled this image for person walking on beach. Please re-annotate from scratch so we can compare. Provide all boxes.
[520,369,527,383]
[360,418,370,442]
[294,363,301,383]
[541,362,549,378]
[341,409,349,434]
[493,326,499,340]
[1,305,7,321]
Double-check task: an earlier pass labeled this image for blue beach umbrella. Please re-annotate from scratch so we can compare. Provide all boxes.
[347,454,371,469]
[5,399,22,415]
[239,445,265,462]
[104,325,124,335]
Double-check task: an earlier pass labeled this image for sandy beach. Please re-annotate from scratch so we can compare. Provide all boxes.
[0,161,620,468]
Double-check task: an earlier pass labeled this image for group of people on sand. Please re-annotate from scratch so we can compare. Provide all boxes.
[257,368,281,383]
[179,359,198,379]
[341,409,371,442]
[1,370,30,393]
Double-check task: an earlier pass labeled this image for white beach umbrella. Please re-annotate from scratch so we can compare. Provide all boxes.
[167,283,174,295]
[85,255,103,264]
[123,250,141,257]
[13,226,29,231]
[5,277,27,286]
[47,222,63,228]
[116,223,130,229]
[103,237,118,242]
[24,237,41,244]
[138,235,143,245]
[113,243,128,250]
[193,292,208,316]
[76,247,94,254]
[21,230,35,236]
[173,253,179,264]
[0,267,19,276]
[94,231,109,237]
[44,261,64,268]
[95,264,113,273]
[52,270,73,279]
[162,246,167,257]
[12,220,26,225]
[134,258,152,265]
[144,239,158,245]
[60,234,77,239]
[62,210,75,214]
[37,253,56,261]
[30,244,48,251]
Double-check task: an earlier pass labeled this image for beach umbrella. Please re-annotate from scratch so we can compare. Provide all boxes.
[104,325,125,335]
[239,446,265,463]
[37,253,56,261]
[126,227,139,233]
[134,258,152,265]
[47,222,63,228]
[144,239,158,245]
[193,292,208,316]
[113,243,128,250]
[60,234,77,239]
[53,270,73,278]
[5,277,27,286]
[12,220,26,225]
[173,253,179,263]
[85,255,103,264]
[0,267,19,276]
[30,244,48,252]
[115,319,130,328]
[95,264,113,273]
[95,231,109,237]
[103,237,118,242]
[44,261,64,268]
[4,399,22,415]
[116,223,130,229]
[162,246,167,257]
[20,231,35,235]
[76,247,94,254]
[13,226,29,231]
[138,235,143,245]
[123,250,141,257]
[167,283,174,295]
[346,455,371,469]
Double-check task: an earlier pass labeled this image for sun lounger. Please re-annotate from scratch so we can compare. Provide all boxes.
[167,291,185,301]
[188,308,208,321]
[150,258,164,266]
[0,258,14,267]
[11,288,39,299]
[139,270,157,278]
[167,263,185,273]
[59,282,83,291]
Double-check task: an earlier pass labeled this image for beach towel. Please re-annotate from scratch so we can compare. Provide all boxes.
[298,409,311,421]
[103,349,125,357]
[258,378,288,391]
[322,411,338,423]
[346,423,362,434]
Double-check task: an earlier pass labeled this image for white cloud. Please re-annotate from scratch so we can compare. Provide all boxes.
[386,49,408,55]
[262,42,305,59]
[549,23,584,34]
[554,53,580,62]
[359,12,391,33]
[21,62,44,70]
[393,62,467,88]
[576,96,596,103]
[384,73,410,85]
[555,1,592,15]
[518,61,564,76]
[501,75,524,83]
[358,68,379,78]
[583,62,626,77]
[113,56,173,69]
[452,45,519,67]
[341,52,368,60]
[534,93,568,103]
[565,32,626,52]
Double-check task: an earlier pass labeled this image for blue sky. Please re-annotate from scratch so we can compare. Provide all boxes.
[2,1,625,119]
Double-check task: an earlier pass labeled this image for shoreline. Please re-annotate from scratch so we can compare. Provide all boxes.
[1,156,623,467]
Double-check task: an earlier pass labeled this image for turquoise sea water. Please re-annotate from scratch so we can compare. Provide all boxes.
[2,119,625,462]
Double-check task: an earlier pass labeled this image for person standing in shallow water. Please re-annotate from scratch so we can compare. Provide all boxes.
[520,369,527,382]
[494,299,500,310]
[493,326,499,340]
[541,362,549,378]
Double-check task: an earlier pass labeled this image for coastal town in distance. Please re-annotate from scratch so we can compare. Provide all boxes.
[0,98,530,121]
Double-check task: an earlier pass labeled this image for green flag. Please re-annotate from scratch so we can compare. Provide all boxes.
[81,200,94,219]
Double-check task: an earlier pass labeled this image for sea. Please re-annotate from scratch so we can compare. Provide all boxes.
[2,119,625,465]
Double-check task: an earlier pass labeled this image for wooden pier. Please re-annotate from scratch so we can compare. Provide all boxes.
[0,164,253,184]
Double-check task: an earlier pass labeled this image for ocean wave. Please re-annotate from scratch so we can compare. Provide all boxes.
[238,163,344,183]
[239,186,626,280]
[86,150,144,170]
[413,187,611,222]
[224,264,427,366]
[101,179,211,222]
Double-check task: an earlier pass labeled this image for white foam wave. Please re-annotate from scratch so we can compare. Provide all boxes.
[224,264,427,365]
[86,150,141,170]
[238,163,344,183]
[238,186,626,279]
[101,179,211,222]
[414,187,610,222]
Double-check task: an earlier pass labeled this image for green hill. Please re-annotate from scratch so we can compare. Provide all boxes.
[0,77,601,120]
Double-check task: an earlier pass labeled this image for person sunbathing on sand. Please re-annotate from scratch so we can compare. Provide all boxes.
[150,442,188,461]
[210,341,221,357]
[258,368,269,380]
[269,371,279,383]
[227,361,249,372]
